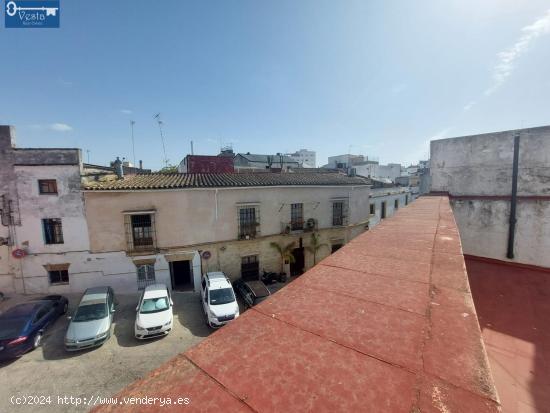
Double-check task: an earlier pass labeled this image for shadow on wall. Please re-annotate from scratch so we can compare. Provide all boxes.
[466,257,550,413]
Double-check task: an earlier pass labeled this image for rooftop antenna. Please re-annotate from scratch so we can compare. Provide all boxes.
[153,113,169,167]
[191,140,194,155]
[130,120,136,167]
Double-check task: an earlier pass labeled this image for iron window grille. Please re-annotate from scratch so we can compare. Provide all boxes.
[241,255,260,280]
[136,264,156,290]
[290,203,304,231]
[238,206,260,239]
[125,214,156,252]
[49,270,69,285]
[38,179,58,195]
[43,218,64,244]
[332,201,348,226]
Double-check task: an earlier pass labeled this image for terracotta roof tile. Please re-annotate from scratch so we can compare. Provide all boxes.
[83,172,370,190]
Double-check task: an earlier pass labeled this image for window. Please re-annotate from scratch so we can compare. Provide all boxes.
[43,218,64,244]
[49,269,69,284]
[405,195,409,205]
[125,213,156,251]
[332,201,347,226]
[291,203,304,230]
[238,207,259,239]
[136,264,156,289]
[38,179,58,195]
[241,255,259,281]
[381,202,387,219]
[394,199,399,209]
[369,203,375,215]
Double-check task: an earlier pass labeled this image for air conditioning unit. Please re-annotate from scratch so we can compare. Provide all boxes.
[305,218,317,231]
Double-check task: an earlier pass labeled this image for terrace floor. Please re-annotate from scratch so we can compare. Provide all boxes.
[94,196,501,413]
[467,256,550,413]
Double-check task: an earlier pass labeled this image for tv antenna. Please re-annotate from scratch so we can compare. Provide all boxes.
[153,113,169,167]
[130,120,136,167]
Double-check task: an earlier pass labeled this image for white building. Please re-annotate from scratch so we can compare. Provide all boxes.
[286,149,316,168]
[368,187,411,229]
[1,126,372,294]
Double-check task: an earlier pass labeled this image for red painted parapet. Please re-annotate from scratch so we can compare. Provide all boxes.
[184,155,234,173]
[93,197,501,413]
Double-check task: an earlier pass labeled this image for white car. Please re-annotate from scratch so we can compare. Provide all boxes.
[134,284,173,339]
[200,272,239,328]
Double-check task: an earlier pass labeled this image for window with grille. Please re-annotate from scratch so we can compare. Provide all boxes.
[241,255,259,280]
[291,203,303,230]
[394,199,399,209]
[238,207,259,239]
[38,179,58,195]
[43,218,64,244]
[125,214,156,251]
[49,270,69,284]
[332,201,346,226]
[370,203,375,215]
[136,264,156,289]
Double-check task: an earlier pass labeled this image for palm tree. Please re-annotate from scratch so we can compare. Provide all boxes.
[306,232,328,265]
[270,241,296,274]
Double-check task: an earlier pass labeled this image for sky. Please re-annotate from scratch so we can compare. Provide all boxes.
[1,0,550,170]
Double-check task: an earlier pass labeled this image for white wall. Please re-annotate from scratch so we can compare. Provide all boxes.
[431,126,550,267]
[368,189,410,228]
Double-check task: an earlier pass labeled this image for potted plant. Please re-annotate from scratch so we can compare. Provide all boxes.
[269,241,296,278]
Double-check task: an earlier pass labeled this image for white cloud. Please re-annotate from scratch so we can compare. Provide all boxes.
[49,123,73,132]
[30,123,73,132]
[120,109,133,115]
[463,101,477,111]
[485,9,550,95]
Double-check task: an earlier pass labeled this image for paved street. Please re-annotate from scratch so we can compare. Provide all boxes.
[0,292,212,413]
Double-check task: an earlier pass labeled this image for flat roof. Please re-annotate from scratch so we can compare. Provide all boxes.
[93,197,500,413]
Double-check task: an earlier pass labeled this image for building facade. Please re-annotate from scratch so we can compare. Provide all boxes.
[233,153,300,171]
[82,172,371,293]
[367,187,411,228]
[431,125,550,268]
[286,149,316,168]
[177,155,234,173]
[1,128,372,296]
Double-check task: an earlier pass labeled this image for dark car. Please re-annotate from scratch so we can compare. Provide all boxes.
[233,279,271,308]
[0,295,69,360]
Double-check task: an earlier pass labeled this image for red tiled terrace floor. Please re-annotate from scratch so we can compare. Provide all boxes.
[467,256,550,413]
[94,197,500,412]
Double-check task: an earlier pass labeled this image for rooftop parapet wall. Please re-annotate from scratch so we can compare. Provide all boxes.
[431,125,550,196]
[93,197,500,413]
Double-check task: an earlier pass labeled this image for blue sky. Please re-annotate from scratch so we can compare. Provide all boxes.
[1,0,550,169]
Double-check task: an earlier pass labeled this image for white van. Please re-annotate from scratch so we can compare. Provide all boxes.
[200,272,239,328]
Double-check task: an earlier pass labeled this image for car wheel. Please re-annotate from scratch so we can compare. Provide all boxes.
[33,333,42,349]
[62,302,68,314]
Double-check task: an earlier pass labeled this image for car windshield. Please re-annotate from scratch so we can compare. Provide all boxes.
[140,297,169,314]
[0,319,27,340]
[209,288,235,305]
[73,303,108,322]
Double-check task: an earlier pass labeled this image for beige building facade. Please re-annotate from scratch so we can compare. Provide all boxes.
[84,174,371,292]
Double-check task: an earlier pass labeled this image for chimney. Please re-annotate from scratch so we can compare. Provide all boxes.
[139,160,143,170]
[113,157,124,179]
[0,125,16,150]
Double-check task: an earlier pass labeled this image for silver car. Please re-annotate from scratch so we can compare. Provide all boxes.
[64,286,115,351]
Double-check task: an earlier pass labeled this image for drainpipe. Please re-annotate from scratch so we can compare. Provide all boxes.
[506,133,520,259]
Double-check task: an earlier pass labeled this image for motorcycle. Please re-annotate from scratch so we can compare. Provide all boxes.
[260,270,287,284]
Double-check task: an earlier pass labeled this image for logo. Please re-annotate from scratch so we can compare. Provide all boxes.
[5,0,59,28]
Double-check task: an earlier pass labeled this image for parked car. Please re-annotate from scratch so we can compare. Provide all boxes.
[65,286,115,351]
[233,279,271,308]
[200,272,239,328]
[0,295,69,360]
[134,284,173,339]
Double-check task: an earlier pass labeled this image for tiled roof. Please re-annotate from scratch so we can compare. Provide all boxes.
[83,172,370,190]
[93,197,500,413]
